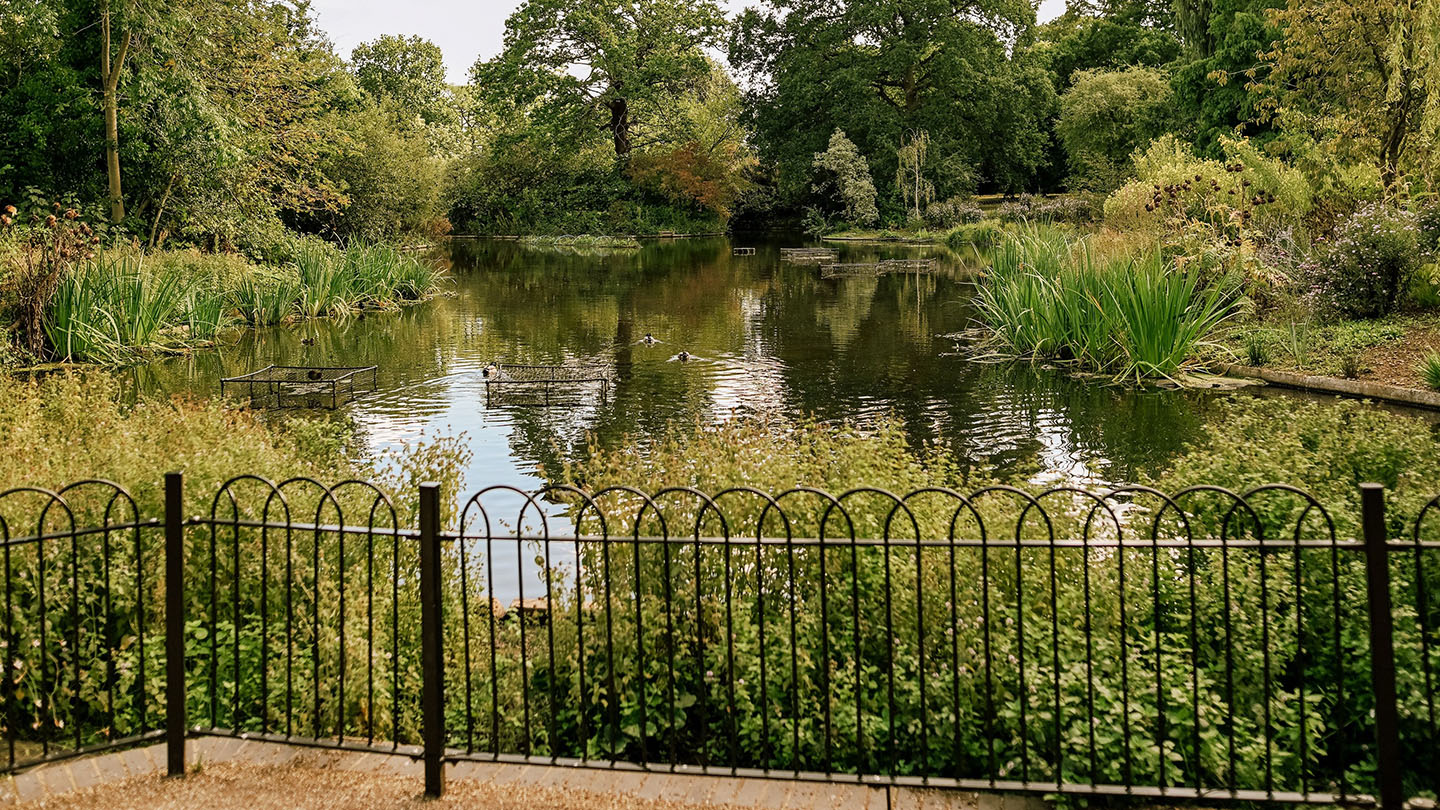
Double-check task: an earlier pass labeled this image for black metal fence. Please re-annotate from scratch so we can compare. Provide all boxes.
[0,474,1435,808]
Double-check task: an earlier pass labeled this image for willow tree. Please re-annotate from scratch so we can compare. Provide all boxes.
[895,130,934,220]
[472,0,726,159]
[1261,0,1440,187]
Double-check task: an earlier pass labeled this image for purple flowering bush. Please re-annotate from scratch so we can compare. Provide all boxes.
[1304,203,1419,319]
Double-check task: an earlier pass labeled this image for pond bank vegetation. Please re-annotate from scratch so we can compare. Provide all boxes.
[2,210,445,366]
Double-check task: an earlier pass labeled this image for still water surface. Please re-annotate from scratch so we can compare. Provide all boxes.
[127,236,1334,590]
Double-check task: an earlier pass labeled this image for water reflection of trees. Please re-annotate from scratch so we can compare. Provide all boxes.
[128,237,1213,491]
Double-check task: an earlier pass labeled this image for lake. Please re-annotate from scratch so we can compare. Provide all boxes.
[124,236,1373,592]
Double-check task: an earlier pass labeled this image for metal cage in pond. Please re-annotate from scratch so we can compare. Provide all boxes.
[779,247,837,263]
[482,363,612,407]
[220,365,378,409]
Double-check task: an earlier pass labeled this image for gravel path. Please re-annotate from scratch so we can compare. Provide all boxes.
[12,760,740,810]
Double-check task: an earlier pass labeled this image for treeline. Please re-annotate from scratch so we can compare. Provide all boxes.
[2,0,1437,244]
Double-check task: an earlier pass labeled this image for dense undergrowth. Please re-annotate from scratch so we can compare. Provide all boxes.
[0,376,1436,799]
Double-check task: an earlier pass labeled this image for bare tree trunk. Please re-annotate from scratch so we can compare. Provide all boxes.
[148,171,178,248]
[609,98,631,157]
[101,6,131,224]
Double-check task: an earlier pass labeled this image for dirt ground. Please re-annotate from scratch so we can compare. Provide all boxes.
[1358,325,1440,388]
[12,761,736,810]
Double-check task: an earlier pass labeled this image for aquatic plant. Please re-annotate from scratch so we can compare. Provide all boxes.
[519,234,641,250]
[44,251,190,362]
[230,271,300,326]
[974,228,1240,381]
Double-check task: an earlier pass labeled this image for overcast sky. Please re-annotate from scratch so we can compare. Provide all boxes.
[309,0,1070,84]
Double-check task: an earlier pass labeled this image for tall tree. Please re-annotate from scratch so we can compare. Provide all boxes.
[1057,66,1175,190]
[731,0,1053,202]
[472,0,726,159]
[1169,0,1281,155]
[351,34,450,126]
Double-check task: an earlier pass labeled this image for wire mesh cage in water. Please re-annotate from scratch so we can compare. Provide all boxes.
[732,247,756,256]
[482,363,612,407]
[820,262,888,278]
[779,247,837,263]
[879,258,936,272]
[220,365,378,409]
[820,258,937,278]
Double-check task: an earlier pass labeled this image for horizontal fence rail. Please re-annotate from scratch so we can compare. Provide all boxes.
[0,476,1434,808]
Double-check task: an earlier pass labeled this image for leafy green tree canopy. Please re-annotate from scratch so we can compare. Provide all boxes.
[731,0,1054,204]
[351,34,451,127]
[471,0,727,158]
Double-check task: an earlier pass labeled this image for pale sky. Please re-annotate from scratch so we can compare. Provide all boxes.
[309,0,1070,84]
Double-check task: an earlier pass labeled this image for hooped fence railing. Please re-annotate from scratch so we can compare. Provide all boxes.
[0,473,1436,807]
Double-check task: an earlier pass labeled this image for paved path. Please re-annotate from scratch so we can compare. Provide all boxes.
[0,738,1048,810]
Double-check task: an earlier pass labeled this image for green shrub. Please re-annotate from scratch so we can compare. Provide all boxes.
[0,373,469,749]
[1104,135,1312,233]
[945,221,1004,249]
[525,403,1440,793]
[1304,203,1419,319]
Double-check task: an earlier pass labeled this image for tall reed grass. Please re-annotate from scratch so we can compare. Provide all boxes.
[45,252,189,363]
[974,228,1239,381]
[37,241,445,364]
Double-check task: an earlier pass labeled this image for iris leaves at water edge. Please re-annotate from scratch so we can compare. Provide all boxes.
[974,230,1240,383]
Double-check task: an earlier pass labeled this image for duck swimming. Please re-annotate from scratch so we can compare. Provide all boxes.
[481,362,499,379]
[670,351,693,363]
[637,333,661,346]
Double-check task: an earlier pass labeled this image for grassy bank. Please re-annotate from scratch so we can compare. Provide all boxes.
[2,226,445,365]
[1212,311,1440,391]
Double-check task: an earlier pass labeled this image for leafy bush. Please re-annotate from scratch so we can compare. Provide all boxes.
[1104,135,1312,234]
[519,404,1440,795]
[1303,203,1419,319]
[944,220,1004,249]
[0,373,469,749]
[923,197,985,228]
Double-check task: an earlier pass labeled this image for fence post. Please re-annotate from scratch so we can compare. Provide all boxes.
[419,482,446,798]
[164,472,186,777]
[1360,483,1403,810]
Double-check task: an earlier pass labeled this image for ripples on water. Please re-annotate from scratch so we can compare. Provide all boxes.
[126,236,1262,593]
